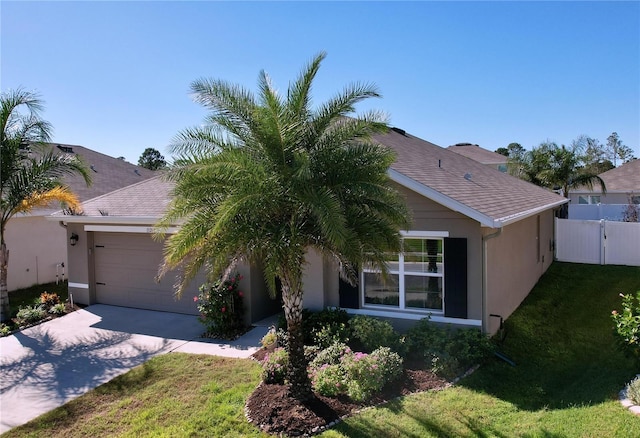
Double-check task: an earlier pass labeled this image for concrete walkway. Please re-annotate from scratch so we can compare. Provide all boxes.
[0,304,271,433]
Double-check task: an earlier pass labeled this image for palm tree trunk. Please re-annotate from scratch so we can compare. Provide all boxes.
[0,243,10,323]
[281,276,313,401]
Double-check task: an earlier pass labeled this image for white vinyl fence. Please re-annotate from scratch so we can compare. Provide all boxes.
[569,204,631,221]
[555,218,640,266]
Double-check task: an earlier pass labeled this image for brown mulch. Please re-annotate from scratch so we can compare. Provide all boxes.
[246,351,449,436]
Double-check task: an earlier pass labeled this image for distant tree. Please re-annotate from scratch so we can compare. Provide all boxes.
[495,142,524,158]
[607,132,636,166]
[138,147,166,170]
[622,195,639,223]
[576,135,614,175]
[508,140,606,198]
[1,89,91,322]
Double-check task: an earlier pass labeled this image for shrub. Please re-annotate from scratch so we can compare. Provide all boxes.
[278,308,351,348]
[260,328,277,348]
[0,323,12,337]
[15,305,47,326]
[349,315,404,353]
[276,328,289,351]
[309,344,403,402]
[627,376,640,405]
[262,347,288,384]
[48,303,67,315]
[407,318,494,379]
[310,342,351,369]
[612,292,640,362]
[40,292,61,308]
[195,273,245,339]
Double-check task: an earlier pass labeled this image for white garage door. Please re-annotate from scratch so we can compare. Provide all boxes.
[94,232,200,315]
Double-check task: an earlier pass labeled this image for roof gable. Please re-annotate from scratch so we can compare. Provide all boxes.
[376,130,566,227]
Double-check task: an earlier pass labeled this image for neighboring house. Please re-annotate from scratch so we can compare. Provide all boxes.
[568,159,640,220]
[52,129,567,334]
[447,142,508,172]
[6,143,156,291]
[569,159,640,205]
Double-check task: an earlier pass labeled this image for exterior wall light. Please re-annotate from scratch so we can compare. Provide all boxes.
[70,233,79,246]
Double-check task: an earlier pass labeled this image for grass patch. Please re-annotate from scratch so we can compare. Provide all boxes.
[3,353,267,438]
[8,281,70,318]
[322,262,640,437]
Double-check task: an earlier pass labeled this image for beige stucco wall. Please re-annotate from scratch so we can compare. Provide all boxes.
[322,184,484,320]
[5,215,67,291]
[569,192,633,205]
[484,209,555,334]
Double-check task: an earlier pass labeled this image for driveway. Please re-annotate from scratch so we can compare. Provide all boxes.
[0,304,269,433]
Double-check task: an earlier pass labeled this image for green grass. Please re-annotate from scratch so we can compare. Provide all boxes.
[322,262,640,437]
[4,263,640,437]
[2,354,268,438]
[8,281,70,318]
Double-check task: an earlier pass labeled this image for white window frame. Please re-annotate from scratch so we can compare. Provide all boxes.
[361,231,448,314]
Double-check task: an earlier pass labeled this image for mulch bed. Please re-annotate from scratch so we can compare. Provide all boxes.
[246,349,449,436]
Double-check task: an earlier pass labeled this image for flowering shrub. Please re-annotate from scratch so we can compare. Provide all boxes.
[262,347,289,384]
[309,343,403,402]
[612,292,640,362]
[195,273,245,339]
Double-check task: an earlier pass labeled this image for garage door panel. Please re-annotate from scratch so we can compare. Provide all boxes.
[94,232,201,315]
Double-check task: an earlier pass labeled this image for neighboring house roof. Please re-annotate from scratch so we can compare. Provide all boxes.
[54,130,567,229]
[48,143,157,202]
[446,143,508,166]
[376,129,566,228]
[571,159,640,194]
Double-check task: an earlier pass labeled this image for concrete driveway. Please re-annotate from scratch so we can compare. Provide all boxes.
[0,304,269,433]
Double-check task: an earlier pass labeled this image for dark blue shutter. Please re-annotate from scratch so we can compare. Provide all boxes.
[444,238,467,318]
[339,274,359,309]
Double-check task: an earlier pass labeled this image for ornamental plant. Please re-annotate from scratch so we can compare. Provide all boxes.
[195,273,245,339]
[262,348,289,384]
[309,343,403,402]
[612,291,640,363]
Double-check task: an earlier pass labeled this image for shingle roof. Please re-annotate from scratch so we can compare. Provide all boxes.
[71,176,174,217]
[446,143,508,165]
[572,159,640,193]
[376,129,567,227]
[54,131,567,228]
[47,143,157,201]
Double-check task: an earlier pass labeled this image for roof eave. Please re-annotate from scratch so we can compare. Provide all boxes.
[496,198,568,227]
[46,215,164,225]
[388,168,501,228]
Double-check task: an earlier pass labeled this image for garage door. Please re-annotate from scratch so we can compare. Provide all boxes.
[94,232,200,315]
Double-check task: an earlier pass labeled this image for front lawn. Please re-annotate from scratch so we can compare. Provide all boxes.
[323,262,640,437]
[4,263,640,437]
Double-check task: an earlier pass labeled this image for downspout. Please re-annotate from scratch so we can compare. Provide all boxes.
[482,227,502,334]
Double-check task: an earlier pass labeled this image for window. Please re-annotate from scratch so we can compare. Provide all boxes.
[578,195,601,204]
[362,237,444,312]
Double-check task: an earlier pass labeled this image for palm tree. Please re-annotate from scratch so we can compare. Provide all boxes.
[508,141,606,197]
[1,89,91,322]
[157,52,410,400]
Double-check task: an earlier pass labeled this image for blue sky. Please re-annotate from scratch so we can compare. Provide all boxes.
[2,1,639,164]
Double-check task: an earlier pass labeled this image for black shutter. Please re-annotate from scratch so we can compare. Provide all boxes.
[339,274,359,309]
[444,238,467,318]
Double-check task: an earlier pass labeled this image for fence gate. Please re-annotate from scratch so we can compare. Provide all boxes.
[555,218,640,266]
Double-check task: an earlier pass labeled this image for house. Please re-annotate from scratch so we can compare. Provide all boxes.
[447,143,508,172]
[51,129,567,334]
[5,143,156,291]
[568,159,640,220]
[569,159,640,205]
